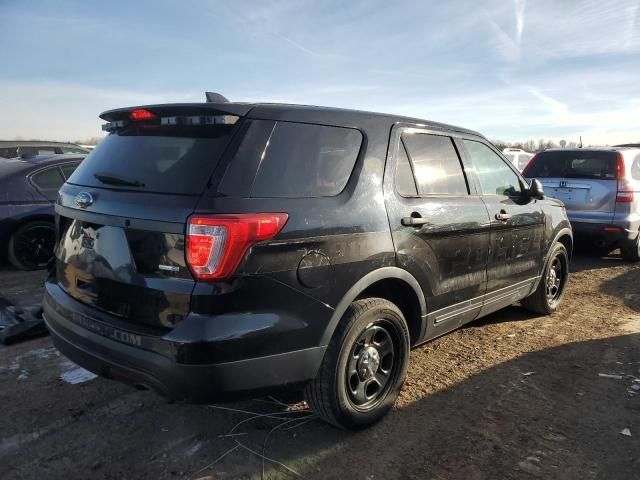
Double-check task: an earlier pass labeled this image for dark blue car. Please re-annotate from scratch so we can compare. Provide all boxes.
[0,154,85,269]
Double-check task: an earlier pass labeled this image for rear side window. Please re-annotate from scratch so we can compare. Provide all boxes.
[526,151,618,180]
[67,122,238,194]
[250,122,362,198]
[61,162,80,179]
[31,167,65,190]
[401,133,467,195]
[395,141,418,196]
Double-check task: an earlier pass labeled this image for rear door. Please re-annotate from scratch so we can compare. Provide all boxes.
[459,139,545,316]
[525,150,619,225]
[55,110,241,330]
[384,126,490,339]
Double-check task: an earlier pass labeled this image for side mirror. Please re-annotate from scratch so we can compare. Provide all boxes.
[528,178,544,200]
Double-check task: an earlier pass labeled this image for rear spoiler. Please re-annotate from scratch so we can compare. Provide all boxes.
[99,103,253,122]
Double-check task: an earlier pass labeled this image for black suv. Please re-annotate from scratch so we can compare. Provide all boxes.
[43,95,572,429]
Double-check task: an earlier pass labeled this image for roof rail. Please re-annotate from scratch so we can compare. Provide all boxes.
[205,92,229,103]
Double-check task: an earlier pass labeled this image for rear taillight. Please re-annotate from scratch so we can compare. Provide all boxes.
[186,213,288,279]
[616,153,634,203]
[522,154,538,176]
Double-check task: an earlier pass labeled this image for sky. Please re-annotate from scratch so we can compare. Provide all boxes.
[0,0,639,145]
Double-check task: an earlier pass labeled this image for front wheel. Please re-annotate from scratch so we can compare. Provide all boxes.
[521,243,569,315]
[304,298,410,430]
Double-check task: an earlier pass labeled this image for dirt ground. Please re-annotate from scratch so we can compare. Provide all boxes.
[0,253,639,480]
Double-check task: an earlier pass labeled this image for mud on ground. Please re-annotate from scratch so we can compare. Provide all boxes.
[0,254,639,479]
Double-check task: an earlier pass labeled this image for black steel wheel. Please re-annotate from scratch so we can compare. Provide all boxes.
[304,297,410,430]
[7,220,56,270]
[521,242,569,315]
[545,255,563,307]
[346,322,398,410]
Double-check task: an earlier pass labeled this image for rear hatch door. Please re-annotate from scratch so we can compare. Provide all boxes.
[55,106,242,330]
[525,150,618,224]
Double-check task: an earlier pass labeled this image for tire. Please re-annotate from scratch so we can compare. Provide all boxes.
[521,243,569,315]
[7,220,56,271]
[304,298,410,430]
[620,235,640,262]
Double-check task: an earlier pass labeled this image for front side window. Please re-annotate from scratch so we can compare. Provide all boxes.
[463,140,521,196]
[401,133,467,195]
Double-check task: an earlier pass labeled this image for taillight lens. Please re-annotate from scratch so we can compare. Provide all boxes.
[186,213,288,279]
[615,153,634,203]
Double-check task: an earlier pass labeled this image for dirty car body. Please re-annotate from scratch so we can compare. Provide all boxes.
[42,98,572,428]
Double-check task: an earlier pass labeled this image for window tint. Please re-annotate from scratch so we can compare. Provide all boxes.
[67,122,238,194]
[463,140,521,196]
[395,141,418,196]
[402,133,467,195]
[525,150,618,180]
[250,122,362,198]
[61,162,79,179]
[32,167,65,190]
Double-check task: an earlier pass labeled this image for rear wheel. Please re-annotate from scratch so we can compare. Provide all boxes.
[304,298,410,430]
[620,235,640,262]
[521,243,569,315]
[7,220,56,270]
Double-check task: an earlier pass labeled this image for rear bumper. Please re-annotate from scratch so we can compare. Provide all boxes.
[570,220,639,244]
[43,281,326,402]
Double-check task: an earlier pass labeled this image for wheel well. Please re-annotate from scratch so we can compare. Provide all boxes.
[355,278,422,346]
[558,234,573,259]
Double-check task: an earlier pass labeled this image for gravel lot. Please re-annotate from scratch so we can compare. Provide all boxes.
[0,253,639,480]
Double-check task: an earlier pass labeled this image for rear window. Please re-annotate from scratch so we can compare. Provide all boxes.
[67,122,238,194]
[526,151,618,180]
[250,122,362,198]
[401,133,468,195]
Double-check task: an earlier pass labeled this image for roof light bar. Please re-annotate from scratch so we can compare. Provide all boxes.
[101,120,125,132]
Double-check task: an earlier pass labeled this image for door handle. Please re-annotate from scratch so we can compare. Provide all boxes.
[495,210,511,221]
[401,215,429,227]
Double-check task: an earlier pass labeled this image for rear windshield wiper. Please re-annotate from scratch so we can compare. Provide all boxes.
[94,173,145,187]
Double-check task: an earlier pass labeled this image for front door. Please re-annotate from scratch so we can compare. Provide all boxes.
[458,139,545,317]
[384,126,491,341]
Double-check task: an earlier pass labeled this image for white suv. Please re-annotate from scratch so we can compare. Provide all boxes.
[503,148,534,171]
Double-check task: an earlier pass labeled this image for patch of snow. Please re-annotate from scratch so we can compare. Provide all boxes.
[59,359,97,384]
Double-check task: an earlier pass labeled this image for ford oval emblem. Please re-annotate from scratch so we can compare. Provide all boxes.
[75,191,94,209]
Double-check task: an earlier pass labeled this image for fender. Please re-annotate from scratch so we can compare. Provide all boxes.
[320,267,427,345]
[529,226,573,295]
